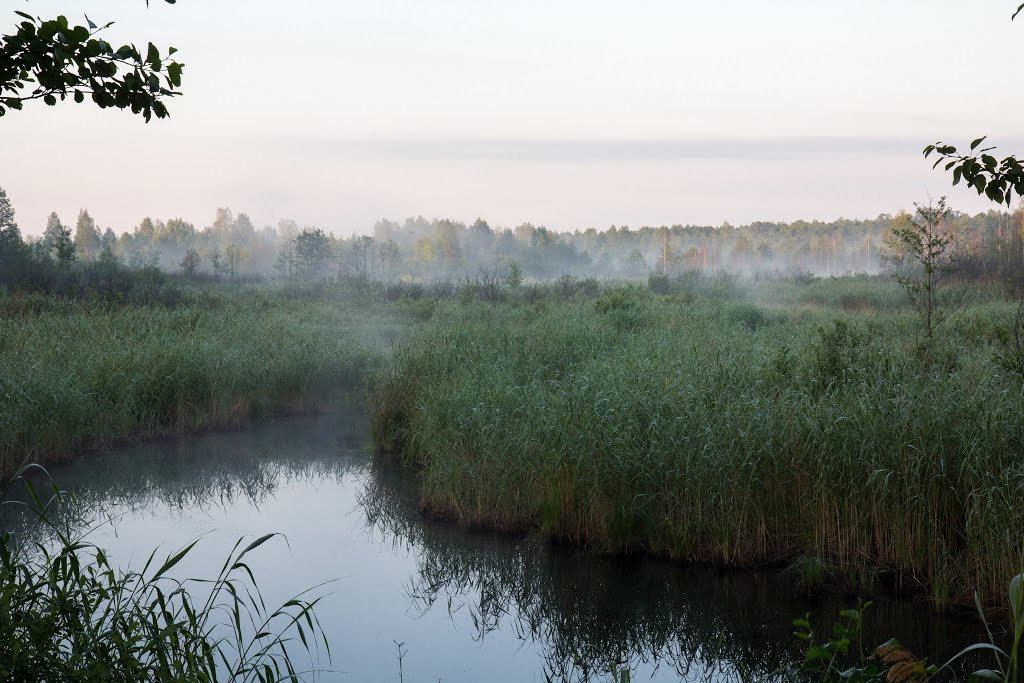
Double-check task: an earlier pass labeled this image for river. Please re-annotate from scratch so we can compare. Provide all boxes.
[4,409,990,682]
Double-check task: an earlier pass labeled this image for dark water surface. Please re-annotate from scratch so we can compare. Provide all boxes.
[6,410,990,681]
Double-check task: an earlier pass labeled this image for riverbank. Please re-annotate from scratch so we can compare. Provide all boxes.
[369,285,1024,611]
[6,409,991,682]
[0,288,384,477]
[6,273,1024,612]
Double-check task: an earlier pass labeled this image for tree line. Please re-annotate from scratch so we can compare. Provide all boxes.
[3,185,1024,289]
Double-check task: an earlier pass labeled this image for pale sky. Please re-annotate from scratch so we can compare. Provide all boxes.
[3,0,1022,236]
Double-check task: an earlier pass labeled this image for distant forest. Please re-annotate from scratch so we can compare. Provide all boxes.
[3,187,1024,285]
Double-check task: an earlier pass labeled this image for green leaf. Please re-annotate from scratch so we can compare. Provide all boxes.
[970,136,987,151]
[167,62,183,87]
[152,540,200,581]
[147,42,160,64]
[238,533,277,559]
[1011,573,1023,631]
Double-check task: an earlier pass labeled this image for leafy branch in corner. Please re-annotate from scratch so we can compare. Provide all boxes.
[925,4,1024,207]
[924,138,1024,208]
[0,4,182,121]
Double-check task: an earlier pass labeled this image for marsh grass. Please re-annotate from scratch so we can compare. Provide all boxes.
[0,465,331,682]
[369,287,1024,610]
[0,292,382,477]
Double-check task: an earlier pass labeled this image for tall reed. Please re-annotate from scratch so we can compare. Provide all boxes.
[0,465,331,682]
[0,292,382,477]
[370,292,1024,609]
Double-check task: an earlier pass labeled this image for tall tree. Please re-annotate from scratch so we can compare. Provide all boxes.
[180,248,201,276]
[135,217,156,241]
[73,209,100,260]
[43,212,75,265]
[294,228,332,280]
[0,185,24,277]
[42,211,64,251]
[0,185,17,239]
[212,208,234,235]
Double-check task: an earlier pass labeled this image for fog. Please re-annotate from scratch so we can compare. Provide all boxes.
[11,199,1020,283]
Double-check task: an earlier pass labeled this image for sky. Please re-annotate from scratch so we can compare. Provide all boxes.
[3,0,1023,236]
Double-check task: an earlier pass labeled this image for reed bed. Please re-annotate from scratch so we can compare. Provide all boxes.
[0,292,381,477]
[370,290,1024,609]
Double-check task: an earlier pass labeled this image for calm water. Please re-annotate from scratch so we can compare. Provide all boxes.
[5,410,989,682]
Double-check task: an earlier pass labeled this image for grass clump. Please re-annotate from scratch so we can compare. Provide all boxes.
[0,466,330,682]
[0,290,383,477]
[369,292,1024,610]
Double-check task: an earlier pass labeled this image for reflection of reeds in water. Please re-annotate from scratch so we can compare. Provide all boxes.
[358,459,986,683]
[0,468,331,682]
[368,297,1024,611]
[2,411,368,546]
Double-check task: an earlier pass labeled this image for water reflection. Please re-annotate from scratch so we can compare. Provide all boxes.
[360,458,987,682]
[3,410,365,536]
[3,410,989,682]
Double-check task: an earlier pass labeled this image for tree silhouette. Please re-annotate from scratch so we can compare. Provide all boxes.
[1,2,182,120]
[925,4,1024,206]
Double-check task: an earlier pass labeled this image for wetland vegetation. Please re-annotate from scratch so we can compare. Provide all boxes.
[0,288,384,478]
[6,0,1024,679]
[369,272,1024,612]
[4,207,1024,678]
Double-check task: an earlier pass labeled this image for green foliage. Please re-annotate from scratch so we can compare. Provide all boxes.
[793,601,886,682]
[925,5,1024,206]
[888,199,957,341]
[647,270,671,294]
[794,573,1024,683]
[73,208,101,260]
[505,260,523,290]
[992,300,1024,376]
[925,140,1024,208]
[42,210,77,265]
[292,228,333,281]
[0,6,183,120]
[0,186,23,281]
[960,572,1024,683]
[811,318,867,388]
[784,556,837,595]
[180,248,202,276]
[0,466,329,682]
[0,290,382,477]
[368,288,1024,610]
